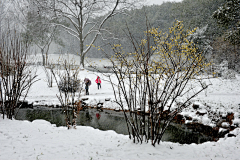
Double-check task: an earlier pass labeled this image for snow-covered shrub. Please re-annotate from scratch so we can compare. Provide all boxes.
[187,24,212,61]
[59,78,80,93]
[213,60,237,79]
[221,122,230,128]
[43,65,54,87]
[222,69,237,79]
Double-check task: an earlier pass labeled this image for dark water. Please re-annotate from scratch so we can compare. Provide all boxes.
[15,107,212,144]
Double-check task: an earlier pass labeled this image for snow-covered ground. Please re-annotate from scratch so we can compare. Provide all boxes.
[1,116,240,160]
[1,55,240,159]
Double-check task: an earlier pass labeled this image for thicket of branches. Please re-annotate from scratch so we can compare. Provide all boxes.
[98,21,212,146]
[0,30,38,119]
[49,58,83,129]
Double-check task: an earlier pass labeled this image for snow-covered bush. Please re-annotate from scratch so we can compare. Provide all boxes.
[59,78,80,93]
[187,24,212,61]
[213,60,237,79]
[222,69,237,79]
[221,122,230,128]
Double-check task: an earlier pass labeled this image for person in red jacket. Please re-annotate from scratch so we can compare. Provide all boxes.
[95,76,101,89]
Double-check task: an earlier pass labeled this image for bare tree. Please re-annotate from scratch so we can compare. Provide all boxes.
[13,0,63,66]
[0,0,13,42]
[34,0,143,67]
[0,30,38,119]
[100,20,212,146]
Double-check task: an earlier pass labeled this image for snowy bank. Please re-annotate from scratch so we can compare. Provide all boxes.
[1,116,240,160]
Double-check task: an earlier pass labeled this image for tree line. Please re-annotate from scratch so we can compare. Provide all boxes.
[86,0,239,71]
[0,0,238,69]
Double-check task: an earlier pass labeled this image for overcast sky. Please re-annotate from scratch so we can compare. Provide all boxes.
[145,0,183,5]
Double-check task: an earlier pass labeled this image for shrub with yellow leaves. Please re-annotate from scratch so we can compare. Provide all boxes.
[98,20,212,146]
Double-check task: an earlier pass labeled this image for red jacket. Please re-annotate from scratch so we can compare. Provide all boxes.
[95,77,101,83]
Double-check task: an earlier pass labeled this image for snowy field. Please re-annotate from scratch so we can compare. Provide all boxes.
[1,54,240,160]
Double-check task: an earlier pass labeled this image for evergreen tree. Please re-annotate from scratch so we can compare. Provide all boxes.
[213,0,240,69]
[187,25,213,61]
[213,0,240,45]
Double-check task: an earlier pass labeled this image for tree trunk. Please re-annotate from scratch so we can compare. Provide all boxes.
[80,36,84,67]
[81,55,84,68]
[41,48,45,66]
[0,0,2,45]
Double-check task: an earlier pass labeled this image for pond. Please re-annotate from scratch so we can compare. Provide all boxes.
[14,107,212,144]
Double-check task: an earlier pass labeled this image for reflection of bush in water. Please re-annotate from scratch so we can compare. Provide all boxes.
[126,117,212,144]
[163,125,212,144]
[77,111,93,126]
[85,111,92,120]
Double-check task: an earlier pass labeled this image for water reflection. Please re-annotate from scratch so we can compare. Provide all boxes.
[15,107,212,144]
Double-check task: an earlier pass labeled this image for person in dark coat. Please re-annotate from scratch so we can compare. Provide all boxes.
[85,79,90,95]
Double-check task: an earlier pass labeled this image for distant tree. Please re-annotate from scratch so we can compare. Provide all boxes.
[15,0,64,66]
[212,36,240,65]
[0,0,15,39]
[34,0,143,67]
[213,0,240,45]
[0,0,5,43]
[187,25,213,61]
[212,0,240,69]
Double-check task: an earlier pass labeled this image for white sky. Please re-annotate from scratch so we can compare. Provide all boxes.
[146,0,183,5]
